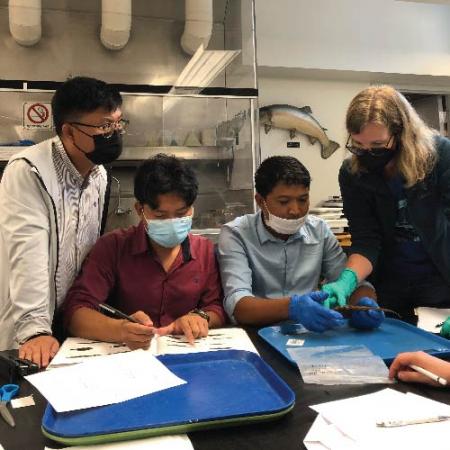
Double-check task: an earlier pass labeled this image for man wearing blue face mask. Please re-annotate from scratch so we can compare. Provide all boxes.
[218,156,382,332]
[61,154,226,347]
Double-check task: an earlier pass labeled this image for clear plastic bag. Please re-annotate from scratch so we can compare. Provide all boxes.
[287,345,394,385]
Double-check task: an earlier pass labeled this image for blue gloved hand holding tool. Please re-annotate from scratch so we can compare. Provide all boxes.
[288,291,344,333]
[321,268,358,308]
[348,297,385,330]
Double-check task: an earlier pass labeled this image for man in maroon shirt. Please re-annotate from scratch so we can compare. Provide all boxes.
[62,154,226,347]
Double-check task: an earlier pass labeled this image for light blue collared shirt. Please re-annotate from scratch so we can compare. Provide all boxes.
[218,211,347,320]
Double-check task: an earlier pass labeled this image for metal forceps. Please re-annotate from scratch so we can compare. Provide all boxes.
[0,383,19,427]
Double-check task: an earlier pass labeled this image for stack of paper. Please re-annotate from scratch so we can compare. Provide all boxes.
[48,328,258,369]
[304,388,450,450]
[310,196,347,234]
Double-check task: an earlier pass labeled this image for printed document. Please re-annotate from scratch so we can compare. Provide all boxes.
[26,349,186,412]
[49,328,257,368]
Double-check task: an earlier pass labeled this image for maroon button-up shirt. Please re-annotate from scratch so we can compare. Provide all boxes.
[62,221,226,328]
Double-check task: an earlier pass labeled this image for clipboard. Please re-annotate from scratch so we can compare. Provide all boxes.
[258,318,450,366]
[42,350,295,446]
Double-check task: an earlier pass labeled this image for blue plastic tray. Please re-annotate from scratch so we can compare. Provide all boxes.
[42,350,295,446]
[258,318,450,366]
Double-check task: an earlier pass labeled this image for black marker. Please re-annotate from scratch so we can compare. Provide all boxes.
[98,303,139,324]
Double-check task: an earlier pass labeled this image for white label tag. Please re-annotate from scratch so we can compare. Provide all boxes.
[11,395,35,409]
[286,338,305,346]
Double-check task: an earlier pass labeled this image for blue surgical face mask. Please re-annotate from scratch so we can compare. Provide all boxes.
[144,215,193,248]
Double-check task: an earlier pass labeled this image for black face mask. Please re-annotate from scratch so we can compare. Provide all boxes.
[85,131,123,165]
[73,129,123,165]
[358,149,397,173]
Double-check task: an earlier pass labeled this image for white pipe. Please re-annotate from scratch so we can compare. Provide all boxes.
[181,0,213,55]
[9,0,41,47]
[101,0,132,51]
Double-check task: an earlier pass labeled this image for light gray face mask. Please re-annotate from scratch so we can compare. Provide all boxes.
[263,202,307,235]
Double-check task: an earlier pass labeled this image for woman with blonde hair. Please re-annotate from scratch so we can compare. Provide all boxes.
[321,85,450,329]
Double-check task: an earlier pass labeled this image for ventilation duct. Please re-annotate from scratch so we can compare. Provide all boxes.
[100,0,132,51]
[181,0,213,55]
[9,0,42,46]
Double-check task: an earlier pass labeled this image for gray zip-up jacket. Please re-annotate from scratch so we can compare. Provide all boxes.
[0,138,109,350]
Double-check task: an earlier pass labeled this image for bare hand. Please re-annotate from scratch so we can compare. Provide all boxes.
[157,314,209,345]
[119,311,154,350]
[19,335,59,368]
[389,351,450,386]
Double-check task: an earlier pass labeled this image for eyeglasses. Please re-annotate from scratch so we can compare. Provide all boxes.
[70,118,129,139]
[345,134,395,157]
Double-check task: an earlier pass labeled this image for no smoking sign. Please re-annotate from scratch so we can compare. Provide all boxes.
[23,102,53,129]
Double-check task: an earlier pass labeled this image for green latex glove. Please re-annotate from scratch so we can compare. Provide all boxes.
[440,316,450,339]
[321,268,358,309]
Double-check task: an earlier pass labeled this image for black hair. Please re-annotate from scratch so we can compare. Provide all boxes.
[254,155,311,197]
[134,154,198,209]
[52,76,122,135]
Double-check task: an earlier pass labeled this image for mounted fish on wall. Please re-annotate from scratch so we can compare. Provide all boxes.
[259,104,340,159]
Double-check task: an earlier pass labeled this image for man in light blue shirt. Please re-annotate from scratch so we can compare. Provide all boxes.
[218,156,382,331]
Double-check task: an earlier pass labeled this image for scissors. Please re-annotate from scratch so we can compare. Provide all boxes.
[0,383,19,427]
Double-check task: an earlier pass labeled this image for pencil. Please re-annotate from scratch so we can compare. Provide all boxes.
[98,303,139,324]
[377,415,450,427]
[409,364,448,386]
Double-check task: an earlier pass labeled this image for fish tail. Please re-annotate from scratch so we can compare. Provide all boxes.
[322,140,340,159]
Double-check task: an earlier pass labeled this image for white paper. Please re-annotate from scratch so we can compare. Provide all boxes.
[49,328,258,369]
[26,349,186,412]
[48,338,132,369]
[44,434,194,450]
[308,388,450,450]
[152,327,259,355]
[416,307,450,332]
[10,395,35,409]
[304,414,362,450]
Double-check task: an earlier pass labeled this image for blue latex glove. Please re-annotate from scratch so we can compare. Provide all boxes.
[288,291,344,333]
[321,268,358,309]
[348,297,385,330]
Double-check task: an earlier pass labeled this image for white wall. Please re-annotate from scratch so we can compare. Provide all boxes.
[255,0,450,205]
[258,75,368,206]
[256,0,450,76]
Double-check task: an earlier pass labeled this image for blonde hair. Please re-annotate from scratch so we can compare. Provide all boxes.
[346,85,437,187]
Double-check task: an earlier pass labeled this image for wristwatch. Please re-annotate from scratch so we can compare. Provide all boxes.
[189,308,210,323]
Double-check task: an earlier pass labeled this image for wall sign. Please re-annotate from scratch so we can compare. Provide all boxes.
[23,102,53,129]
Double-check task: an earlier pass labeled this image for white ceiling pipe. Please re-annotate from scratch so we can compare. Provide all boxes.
[101,0,132,51]
[181,0,213,55]
[9,0,42,46]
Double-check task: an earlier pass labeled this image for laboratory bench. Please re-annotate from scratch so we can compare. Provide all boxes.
[1,327,449,450]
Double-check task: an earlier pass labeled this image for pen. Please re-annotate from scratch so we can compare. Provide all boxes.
[98,303,139,324]
[376,415,450,427]
[409,364,448,386]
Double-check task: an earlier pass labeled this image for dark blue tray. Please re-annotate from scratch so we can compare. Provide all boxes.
[258,318,450,366]
[42,350,295,446]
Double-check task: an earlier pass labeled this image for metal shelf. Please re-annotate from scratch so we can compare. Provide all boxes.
[0,145,233,163]
[117,146,232,162]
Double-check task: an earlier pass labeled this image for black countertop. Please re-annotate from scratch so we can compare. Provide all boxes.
[1,327,449,450]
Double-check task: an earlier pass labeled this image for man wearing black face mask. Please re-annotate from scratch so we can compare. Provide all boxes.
[325,85,450,326]
[0,77,124,367]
